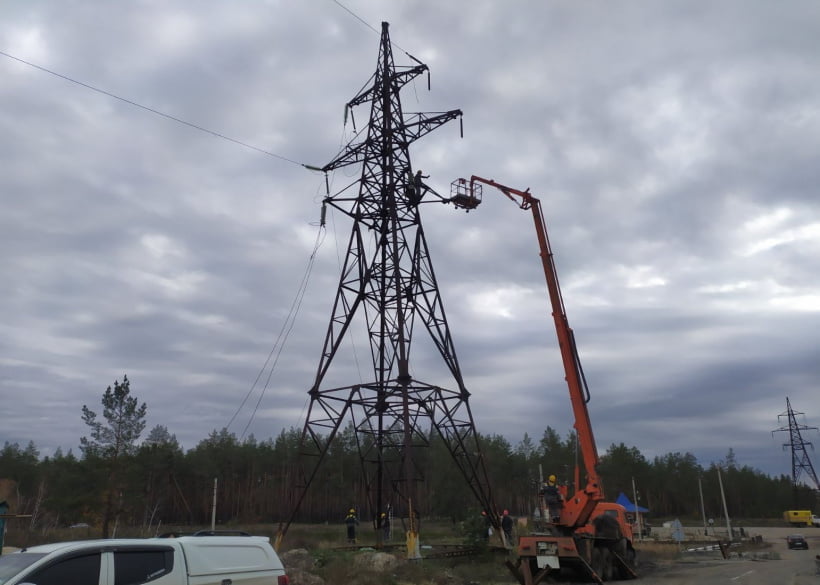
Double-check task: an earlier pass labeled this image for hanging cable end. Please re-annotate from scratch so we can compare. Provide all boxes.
[303,163,324,172]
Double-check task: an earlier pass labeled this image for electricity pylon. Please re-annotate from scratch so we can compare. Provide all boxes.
[773,397,820,496]
[279,22,497,544]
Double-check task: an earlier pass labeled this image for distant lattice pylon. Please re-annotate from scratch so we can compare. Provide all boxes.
[772,396,820,491]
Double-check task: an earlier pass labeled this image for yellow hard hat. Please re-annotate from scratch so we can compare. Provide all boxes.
[548,474,557,483]
[381,512,386,518]
[349,508,355,514]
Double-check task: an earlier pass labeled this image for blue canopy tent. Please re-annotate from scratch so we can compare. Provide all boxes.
[615,492,648,513]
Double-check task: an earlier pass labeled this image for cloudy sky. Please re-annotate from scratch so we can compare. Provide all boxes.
[2,1,818,483]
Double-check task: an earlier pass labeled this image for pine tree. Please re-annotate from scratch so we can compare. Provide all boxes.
[80,375,147,537]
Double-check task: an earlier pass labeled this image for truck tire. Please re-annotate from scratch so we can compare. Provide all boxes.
[591,546,605,581]
[615,538,636,579]
[601,547,615,581]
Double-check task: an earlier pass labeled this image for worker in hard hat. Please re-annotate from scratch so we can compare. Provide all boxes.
[540,475,564,523]
[344,508,359,544]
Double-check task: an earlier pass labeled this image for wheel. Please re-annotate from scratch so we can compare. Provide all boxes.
[591,547,605,581]
[601,547,614,581]
[613,537,635,579]
[621,546,637,579]
[613,537,628,558]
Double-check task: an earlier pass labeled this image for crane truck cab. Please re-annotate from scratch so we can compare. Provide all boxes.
[576,503,635,542]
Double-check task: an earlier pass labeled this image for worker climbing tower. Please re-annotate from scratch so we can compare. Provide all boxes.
[280,22,497,543]
[773,397,820,494]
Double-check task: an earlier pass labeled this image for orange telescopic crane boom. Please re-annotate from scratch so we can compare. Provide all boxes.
[452,175,602,526]
[450,177,636,584]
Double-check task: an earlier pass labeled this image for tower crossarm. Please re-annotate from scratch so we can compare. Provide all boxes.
[402,110,462,142]
[321,140,371,172]
[346,64,429,110]
[321,109,462,173]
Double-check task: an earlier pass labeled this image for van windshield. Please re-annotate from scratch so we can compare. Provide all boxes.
[0,552,47,583]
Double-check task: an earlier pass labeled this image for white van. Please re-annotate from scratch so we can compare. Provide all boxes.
[0,534,289,585]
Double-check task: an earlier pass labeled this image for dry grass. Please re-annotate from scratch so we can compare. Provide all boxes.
[310,549,516,585]
[634,540,683,563]
[278,519,517,585]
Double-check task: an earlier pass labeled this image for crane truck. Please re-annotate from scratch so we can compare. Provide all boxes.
[450,177,637,584]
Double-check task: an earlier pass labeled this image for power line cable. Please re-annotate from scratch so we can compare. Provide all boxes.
[331,0,381,37]
[0,49,315,169]
[329,0,417,59]
[229,223,326,438]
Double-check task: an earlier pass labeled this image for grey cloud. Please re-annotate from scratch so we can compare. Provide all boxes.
[1,1,818,479]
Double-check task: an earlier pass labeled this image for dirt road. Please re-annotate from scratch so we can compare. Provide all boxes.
[636,527,818,585]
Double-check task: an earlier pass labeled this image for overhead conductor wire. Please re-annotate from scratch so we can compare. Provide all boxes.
[0,49,312,169]
[229,219,327,439]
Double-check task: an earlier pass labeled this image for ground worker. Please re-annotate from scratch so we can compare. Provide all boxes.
[501,509,514,545]
[344,508,359,543]
[481,510,492,540]
[380,512,390,541]
[540,474,563,522]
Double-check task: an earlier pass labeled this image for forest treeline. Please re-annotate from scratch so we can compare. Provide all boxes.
[0,377,815,537]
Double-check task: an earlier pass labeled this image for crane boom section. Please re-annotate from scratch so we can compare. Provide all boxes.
[526,193,600,475]
[467,176,603,518]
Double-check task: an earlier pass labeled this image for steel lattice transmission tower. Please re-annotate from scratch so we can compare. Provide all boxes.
[280,22,497,539]
[773,397,820,493]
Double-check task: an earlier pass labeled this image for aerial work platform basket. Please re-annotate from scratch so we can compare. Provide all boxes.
[450,178,482,211]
